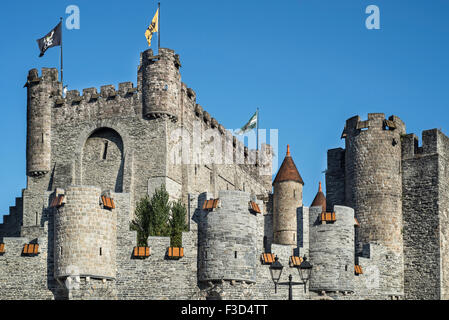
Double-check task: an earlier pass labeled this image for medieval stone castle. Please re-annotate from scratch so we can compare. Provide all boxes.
[0,47,448,300]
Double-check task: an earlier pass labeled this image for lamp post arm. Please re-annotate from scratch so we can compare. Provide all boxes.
[278,281,305,286]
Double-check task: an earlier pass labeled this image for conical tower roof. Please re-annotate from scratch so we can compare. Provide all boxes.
[311,182,326,212]
[273,145,304,186]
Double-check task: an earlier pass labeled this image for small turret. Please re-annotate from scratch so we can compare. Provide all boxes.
[140,48,182,121]
[25,68,60,177]
[311,182,326,212]
[272,145,304,245]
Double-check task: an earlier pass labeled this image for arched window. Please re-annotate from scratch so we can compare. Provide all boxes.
[82,128,124,192]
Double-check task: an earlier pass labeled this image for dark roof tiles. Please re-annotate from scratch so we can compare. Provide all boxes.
[273,145,304,185]
[311,182,326,212]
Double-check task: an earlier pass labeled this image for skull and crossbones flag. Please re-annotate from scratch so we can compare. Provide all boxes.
[37,22,62,57]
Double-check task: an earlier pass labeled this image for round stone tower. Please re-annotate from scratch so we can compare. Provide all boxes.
[25,68,59,177]
[344,113,405,254]
[54,186,117,281]
[141,48,181,121]
[198,190,258,283]
[272,145,304,245]
[309,184,355,293]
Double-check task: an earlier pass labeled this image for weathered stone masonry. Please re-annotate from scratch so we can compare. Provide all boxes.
[1,47,449,300]
[326,113,449,300]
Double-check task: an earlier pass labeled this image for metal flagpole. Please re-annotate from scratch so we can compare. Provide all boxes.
[256,108,260,151]
[158,2,161,53]
[60,17,64,91]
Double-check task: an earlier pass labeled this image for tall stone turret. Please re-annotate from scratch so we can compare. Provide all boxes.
[140,48,182,121]
[344,114,405,255]
[198,191,259,283]
[272,145,304,245]
[25,68,59,177]
[54,186,117,283]
[343,113,405,297]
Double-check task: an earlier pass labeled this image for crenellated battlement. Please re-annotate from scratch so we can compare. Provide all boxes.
[402,129,449,159]
[52,82,141,124]
[58,82,138,103]
[343,113,406,137]
[25,67,60,86]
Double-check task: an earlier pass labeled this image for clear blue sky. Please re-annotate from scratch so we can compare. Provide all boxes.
[1,0,449,222]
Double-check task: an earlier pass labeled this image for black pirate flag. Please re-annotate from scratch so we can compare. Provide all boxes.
[37,22,62,57]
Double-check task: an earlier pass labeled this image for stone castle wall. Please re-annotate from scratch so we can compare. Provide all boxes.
[0,225,63,300]
[325,148,345,210]
[402,129,449,299]
[308,205,355,293]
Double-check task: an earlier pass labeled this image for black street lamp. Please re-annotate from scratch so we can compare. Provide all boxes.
[278,274,303,300]
[270,256,313,300]
[297,256,313,293]
[269,256,283,294]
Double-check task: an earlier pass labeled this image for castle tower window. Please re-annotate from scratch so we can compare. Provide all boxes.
[0,243,5,255]
[235,251,238,259]
[102,141,109,160]
[82,128,124,192]
[100,247,102,256]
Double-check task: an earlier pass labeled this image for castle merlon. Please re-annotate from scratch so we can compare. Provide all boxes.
[402,129,449,159]
[344,113,406,136]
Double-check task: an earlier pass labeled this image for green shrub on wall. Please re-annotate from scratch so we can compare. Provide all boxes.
[130,195,151,247]
[170,200,188,248]
[131,185,187,248]
[148,185,171,237]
